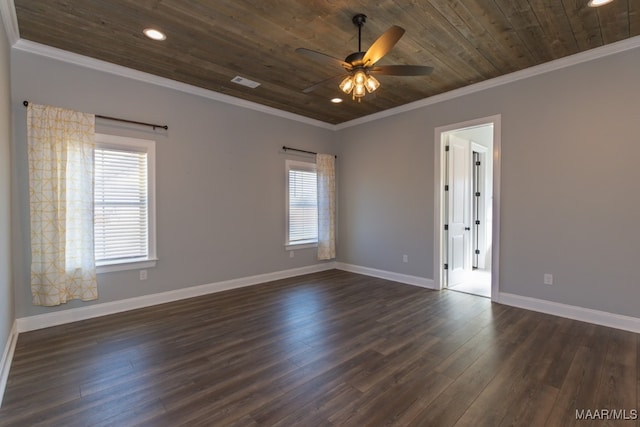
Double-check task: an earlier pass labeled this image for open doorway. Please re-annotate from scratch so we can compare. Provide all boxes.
[434,116,501,300]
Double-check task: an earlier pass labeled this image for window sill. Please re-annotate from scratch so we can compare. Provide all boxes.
[97,258,158,274]
[285,242,318,251]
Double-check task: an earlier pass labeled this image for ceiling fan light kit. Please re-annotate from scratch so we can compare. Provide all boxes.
[339,70,380,101]
[296,13,433,102]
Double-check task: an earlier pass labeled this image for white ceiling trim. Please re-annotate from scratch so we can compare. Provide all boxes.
[0,0,19,46]
[12,39,335,130]
[335,35,640,130]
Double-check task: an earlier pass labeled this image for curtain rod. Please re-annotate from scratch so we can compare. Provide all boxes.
[282,146,337,158]
[23,101,168,131]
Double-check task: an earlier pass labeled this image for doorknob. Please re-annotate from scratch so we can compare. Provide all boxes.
[464,227,471,230]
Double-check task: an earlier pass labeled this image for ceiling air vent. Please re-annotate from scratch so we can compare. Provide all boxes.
[231,76,261,88]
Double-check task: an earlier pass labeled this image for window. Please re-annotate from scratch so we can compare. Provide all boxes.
[286,160,317,248]
[94,134,156,272]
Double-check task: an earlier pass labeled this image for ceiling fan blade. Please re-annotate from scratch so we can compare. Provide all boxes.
[371,65,434,76]
[362,25,405,66]
[302,74,346,93]
[295,48,352,70]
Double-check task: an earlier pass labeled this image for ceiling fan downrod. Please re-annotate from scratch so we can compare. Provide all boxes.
[352,13,367,52]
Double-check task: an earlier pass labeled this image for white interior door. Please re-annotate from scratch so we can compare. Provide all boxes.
[447,135,472,286]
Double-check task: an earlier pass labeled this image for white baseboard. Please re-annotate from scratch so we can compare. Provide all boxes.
[335,262,437,289]
[0,320,18,407]
[498,292,640,334]
[16,263,336,333]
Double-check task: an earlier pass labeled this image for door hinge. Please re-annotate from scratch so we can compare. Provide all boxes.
[444,263,448,270]
[475,249,480,254]
[445,145,450,152]
[445,185,449,191]
[475,220,480,225]
[475,192,481,197]
[475,161,481,166]
[444,224,449,231]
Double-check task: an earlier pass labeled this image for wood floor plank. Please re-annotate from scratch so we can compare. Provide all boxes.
[591,328,637,427]
[450,313,562,426]
[328,353,451,426]
[545,324,614,427]
[271,381,362,427]
[433,304,519,379]
[405,309,547,426]
[0,269,637,426]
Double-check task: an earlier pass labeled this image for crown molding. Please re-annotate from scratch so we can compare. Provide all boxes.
[0,0,19,46]
[335,35,640,130]
[12,39,335,130]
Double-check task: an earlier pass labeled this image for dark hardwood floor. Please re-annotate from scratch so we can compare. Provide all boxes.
[0,269,637,426]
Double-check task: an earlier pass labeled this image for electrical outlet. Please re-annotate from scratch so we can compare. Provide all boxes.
[139,270,148,281]
[544,273,553,285]
[403,254,408,263]
[289,251,295,258]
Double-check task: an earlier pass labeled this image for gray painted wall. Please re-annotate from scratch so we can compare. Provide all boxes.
[8,41,640,322]
[10,50,336,318]
[0,15,14,350]
[337,46,640,318]
[337,111,435,277]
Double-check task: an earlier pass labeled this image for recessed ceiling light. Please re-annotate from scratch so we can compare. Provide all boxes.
[143,28,166,41]
[587,0,613,6]
[331,98,343,104]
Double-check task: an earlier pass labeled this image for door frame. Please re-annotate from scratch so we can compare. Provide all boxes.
[434,115,501,301]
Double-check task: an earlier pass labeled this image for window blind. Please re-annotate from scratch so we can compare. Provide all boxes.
[288,166,318,244]
[94,147,149,264]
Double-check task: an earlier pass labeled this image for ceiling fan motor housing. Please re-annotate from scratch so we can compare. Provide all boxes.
[345,51,366,67]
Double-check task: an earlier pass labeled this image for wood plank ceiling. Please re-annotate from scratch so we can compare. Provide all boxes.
[13,0,640,125]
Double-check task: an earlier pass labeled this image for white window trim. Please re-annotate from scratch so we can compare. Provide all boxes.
[285,159,318,250]
[94,133,157,273]
[285,242,317,251]
[96,258,158,274]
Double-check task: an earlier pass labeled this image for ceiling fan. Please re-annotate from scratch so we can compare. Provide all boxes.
[296,14,434,101]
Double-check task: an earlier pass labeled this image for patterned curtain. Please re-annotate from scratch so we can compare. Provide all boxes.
[27,103,98,306]
[316,154,336,260]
